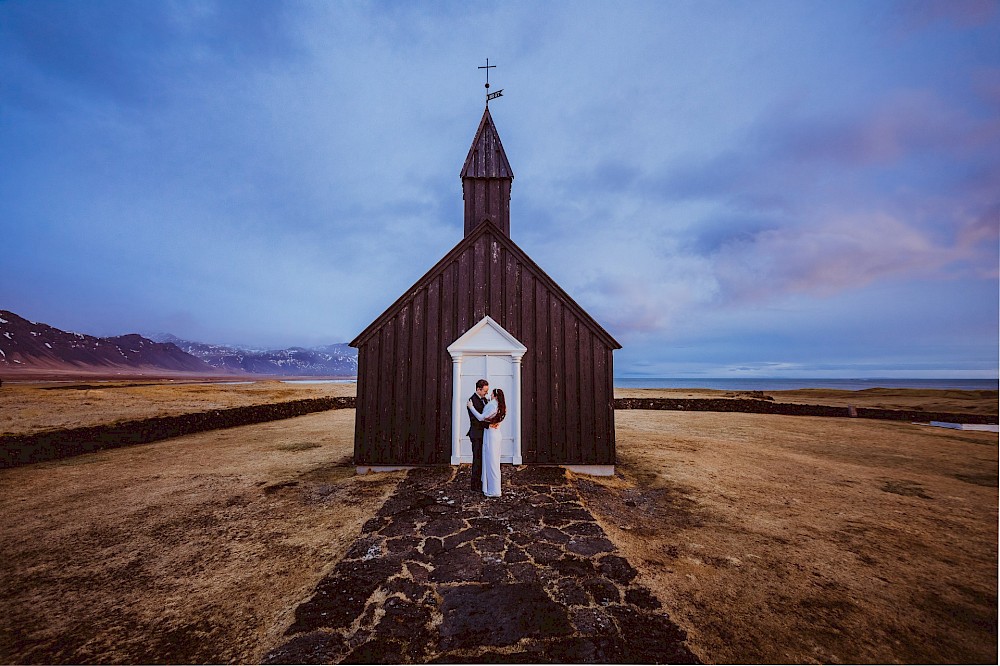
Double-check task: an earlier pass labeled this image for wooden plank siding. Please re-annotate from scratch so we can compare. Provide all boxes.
[534,281,551,462]
[565,312,580,464]
[352,224,619,466]
[425,276,443,462]
[579,327,596,463]
[461,107,514,238]
[550,297,563,462]
[462,180,511,237]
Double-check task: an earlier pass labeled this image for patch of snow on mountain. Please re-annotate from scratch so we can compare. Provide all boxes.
[0,317,7,324]
[3,332,11,339]
[45,343,52,349]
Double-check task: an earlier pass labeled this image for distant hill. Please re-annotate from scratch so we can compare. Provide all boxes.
[0,310,359,378]
[148,334,358,377]
[0,310,216,374]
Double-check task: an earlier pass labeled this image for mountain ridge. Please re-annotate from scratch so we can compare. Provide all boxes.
[0,310,357,377]
[0,310,216,374]
[147,333,358,377]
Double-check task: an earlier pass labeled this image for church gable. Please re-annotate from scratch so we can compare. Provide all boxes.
[351,222,620,351]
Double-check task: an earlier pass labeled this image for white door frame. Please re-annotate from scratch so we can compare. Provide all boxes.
[447,316,526,466]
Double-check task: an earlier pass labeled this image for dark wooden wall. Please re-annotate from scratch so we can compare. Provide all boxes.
[354,226,617,466]
[463,178,511,237]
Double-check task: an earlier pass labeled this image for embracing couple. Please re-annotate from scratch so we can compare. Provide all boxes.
[466,379,507,497]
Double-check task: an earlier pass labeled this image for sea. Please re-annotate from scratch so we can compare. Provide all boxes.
[612,378,999,391]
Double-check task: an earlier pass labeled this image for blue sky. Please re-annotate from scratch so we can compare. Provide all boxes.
[1,0,997,378]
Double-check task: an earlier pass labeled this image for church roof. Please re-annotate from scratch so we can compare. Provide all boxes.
[460,106,513,180]
[351,221,621,350]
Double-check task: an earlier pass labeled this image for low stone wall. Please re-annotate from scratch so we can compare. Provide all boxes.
[613,397,999,425]
[0,396,357,469]
[4,395,995,470]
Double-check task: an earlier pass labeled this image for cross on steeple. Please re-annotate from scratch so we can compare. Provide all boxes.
[478,58,503,104]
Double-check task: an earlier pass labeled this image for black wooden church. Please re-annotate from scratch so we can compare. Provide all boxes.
[351,105,621,475]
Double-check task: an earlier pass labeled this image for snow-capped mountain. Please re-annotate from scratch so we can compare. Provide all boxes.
[148,334,358,377]
[0,310,216,373]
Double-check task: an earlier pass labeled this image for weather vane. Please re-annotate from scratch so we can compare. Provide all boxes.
[479,58,503,104]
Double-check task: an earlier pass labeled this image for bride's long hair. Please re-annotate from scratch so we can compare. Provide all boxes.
[485,388,506,424]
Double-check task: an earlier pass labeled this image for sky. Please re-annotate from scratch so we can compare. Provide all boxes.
[1,0,998,378]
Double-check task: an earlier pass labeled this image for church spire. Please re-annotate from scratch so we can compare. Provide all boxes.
[461,106,514,237]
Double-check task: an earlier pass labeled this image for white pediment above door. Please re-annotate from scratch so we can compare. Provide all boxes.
[447,316,526,358]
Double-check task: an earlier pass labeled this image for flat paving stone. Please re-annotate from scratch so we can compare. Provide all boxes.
[421,537,444,556]
[422,517,467,538]
[438,582,573,649]
[429,543,483,583]
[566,536,616,556]
[598,554,638,584]
[264,465,699,664]
[508,561,539,583]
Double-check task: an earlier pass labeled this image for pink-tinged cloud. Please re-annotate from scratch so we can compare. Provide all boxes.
[894,0,999,31]
[562,245,719,341]
[957,205,1000,248]
[953,204,1000,279]
[973,67,1000,107]
[780,90,998,167]
[711,212,979,302]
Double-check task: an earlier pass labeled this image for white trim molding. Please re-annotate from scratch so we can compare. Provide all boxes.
[450,355,464,465]
[447,316,528,468]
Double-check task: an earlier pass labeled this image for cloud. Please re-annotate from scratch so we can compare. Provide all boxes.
[628,87,1000,306]
[514,77,999,343]
[1,1,301,111]
[712,212,948,300]
[774,90,1000,169]
[892,0,999,32]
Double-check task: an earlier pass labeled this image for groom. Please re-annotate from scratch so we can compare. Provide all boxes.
[466,379,489,493]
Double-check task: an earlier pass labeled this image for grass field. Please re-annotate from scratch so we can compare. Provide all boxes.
[0,382,996,663]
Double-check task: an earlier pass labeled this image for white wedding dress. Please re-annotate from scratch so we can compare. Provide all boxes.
[469,400,502,497]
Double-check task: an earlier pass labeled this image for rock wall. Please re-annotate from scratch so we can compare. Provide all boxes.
[613,398,998,424]
[0,397,357,469]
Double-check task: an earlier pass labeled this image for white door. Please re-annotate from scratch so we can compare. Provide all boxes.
[448,316,527,466]
[459,354,515,462]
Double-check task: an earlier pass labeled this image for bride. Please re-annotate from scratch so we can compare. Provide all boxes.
[467,388,506,497]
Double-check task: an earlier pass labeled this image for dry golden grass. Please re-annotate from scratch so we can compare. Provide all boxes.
[578,411,998,664]
[0,380,356,435]
[0,408,403,664]
[0,382,996,663]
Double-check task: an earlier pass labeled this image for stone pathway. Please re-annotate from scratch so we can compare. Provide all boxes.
[264,466,699,664]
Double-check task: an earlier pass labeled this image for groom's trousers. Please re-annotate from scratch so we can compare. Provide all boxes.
[469,433,484,492]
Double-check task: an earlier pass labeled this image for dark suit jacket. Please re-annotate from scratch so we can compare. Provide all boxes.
[467,393,487,438]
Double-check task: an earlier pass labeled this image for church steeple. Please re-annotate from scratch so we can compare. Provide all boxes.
[461,106,514,237]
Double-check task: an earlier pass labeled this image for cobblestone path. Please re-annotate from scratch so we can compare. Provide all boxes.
[264,466,698,664]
